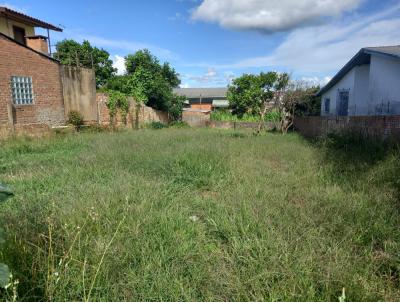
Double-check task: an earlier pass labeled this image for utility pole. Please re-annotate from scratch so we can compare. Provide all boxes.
[47,29,52,56]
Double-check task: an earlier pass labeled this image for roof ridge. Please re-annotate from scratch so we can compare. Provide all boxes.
[364,45,400,49]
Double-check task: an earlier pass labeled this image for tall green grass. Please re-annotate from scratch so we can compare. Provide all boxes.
[0,129,399,301]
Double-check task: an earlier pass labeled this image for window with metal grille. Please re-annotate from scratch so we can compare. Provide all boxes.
[11,76,34,105]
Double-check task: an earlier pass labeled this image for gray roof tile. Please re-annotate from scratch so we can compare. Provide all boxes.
[173,88,228,98]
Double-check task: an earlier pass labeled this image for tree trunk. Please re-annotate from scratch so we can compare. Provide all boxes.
[256,101,268,135]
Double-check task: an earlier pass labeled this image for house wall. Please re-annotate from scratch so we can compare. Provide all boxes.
[0,16,35,39]
[368,54,400,115]
[353,64,370,115]
[321,68,356,116]
[61,66,97,122]
[0,34,65,131]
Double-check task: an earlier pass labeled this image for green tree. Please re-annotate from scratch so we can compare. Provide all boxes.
[294,86,321,117]
[102,49,182,120]
[125,49,180,88]
[105,49,182,119]
[278,81,317,134]
[167,94,186,121]
[54,39,116,88]
[228,72,289,134]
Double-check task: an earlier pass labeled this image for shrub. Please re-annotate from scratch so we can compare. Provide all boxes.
[67,111,84,130]
[106,91,130,125]
[169,121,190,128]
[265,110,282,122]
[147,121,168,129]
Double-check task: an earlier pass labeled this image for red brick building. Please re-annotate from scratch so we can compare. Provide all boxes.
[0,33,65,128]
[0,7,65,135]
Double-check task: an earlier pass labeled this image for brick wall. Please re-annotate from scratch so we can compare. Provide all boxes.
[96,93,169,128]
[26,37,49,55]
[0,35,65,131]
[191,104,213,111]
[294,116,400,140]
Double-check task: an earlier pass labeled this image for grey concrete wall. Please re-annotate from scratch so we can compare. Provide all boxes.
[60,66,97,122]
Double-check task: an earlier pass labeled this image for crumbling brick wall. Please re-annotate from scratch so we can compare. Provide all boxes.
[96,93,169,128]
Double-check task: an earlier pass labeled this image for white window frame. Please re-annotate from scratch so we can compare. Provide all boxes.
[11,76,34,105]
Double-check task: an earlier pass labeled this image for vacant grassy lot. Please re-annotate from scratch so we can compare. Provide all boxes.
[0,129,400,301]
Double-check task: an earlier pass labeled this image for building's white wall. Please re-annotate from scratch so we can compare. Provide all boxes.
[368,54,400,115]
[321,68,355,116]
[352,64,370,115]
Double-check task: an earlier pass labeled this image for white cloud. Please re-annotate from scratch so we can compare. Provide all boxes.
[180,83,190,88]
[192,0,362,32]
[181,68,236,87]
[205,68,217,78]
[188,67,218,83]
[112,55,126,75]
[301,76,332,87]
[217,4,400,76]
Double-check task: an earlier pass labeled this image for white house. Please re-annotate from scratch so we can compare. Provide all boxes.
[318,46,400,117]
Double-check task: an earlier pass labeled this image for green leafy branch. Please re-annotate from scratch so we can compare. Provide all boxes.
[106,91,130,125]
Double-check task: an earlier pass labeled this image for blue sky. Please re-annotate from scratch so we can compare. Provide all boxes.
[2,0,400,87]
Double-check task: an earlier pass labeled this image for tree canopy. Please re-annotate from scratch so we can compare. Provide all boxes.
[228,72,289,116]
[105,49,182,119]
[54,39,116,88]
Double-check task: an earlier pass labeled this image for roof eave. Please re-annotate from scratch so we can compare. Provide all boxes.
[0,7,63,32]
[317,46,400,97]
[317,49,367,96]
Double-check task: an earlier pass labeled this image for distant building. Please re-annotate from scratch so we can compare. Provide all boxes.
[174,88,229,112]
[318,46,400,117]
